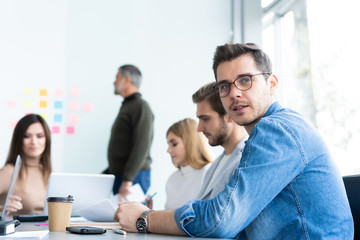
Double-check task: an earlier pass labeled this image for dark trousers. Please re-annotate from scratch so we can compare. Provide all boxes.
[112,170,150,195]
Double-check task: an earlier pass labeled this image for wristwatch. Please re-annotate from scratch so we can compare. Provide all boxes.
[136,209,153,233]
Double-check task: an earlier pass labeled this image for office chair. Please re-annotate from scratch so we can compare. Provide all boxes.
[343,174,360,240]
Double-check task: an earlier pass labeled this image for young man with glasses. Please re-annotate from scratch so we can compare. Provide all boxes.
[115,43,353,239]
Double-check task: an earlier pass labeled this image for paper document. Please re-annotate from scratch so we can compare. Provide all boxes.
[78,199,117,222]
[0,230,48,239]
[77,183,146,222]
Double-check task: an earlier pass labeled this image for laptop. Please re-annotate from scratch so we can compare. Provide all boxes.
[43,172,115,216]
[0,155,22,221]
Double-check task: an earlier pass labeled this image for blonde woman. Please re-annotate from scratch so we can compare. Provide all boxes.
[165,118,212,210]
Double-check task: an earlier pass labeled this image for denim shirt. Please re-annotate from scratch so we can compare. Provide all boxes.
[174,102,354,239]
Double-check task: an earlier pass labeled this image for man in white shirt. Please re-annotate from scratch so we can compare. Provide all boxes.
[192,82,248,200]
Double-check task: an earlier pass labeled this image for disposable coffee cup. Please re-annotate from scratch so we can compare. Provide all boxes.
[47,195,74,231]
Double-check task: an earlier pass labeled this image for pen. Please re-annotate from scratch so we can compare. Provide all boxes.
[35,223,49,226]
[143,192,157,205]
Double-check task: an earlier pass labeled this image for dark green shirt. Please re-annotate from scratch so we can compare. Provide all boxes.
[107,93,154,181]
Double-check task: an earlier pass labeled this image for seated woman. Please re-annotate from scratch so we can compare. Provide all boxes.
[165,118,212,210]
[0,114,52,215]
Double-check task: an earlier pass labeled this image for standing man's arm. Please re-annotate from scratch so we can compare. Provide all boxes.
[115,201,184,235]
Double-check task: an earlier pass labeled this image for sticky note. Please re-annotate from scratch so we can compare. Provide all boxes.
[40,100,47,108]
[69,101,80,111]
[23,100,33,108]
[7,100,16,107]
[69,114,80,124]
[10,120,18,129]
[55,88,65,97]
[39,89,47,96]
[39,113,48,121]
[83,102,94,112]
[54,101,63,109]
[70,88,80,98]
[66,126,75,135]
[52,126,60,134]
[24,88,33,96]
[54,114,62,122]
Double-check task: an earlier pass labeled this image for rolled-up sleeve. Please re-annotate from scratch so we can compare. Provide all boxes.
[174,118,306,238]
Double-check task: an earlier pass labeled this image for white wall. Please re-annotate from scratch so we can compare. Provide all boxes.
[0,0,232,209]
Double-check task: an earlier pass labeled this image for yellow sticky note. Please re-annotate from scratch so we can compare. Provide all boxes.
[23,100,33,108]
[24,88,33,96]
[39,89,47,96]
[40,100,47,108]
[39,113,48,121]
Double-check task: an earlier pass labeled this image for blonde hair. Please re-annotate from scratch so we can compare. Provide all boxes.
[166,118,212,169]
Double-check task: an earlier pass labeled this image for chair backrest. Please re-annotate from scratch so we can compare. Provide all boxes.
[343,174,360,240]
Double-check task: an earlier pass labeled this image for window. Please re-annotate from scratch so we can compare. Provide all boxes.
[262,0,360,175]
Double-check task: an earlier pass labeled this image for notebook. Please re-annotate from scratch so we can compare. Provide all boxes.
[0,155,22,221]
[43,173,115,216]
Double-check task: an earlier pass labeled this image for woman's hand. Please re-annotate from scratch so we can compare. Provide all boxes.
[6,195,23,215]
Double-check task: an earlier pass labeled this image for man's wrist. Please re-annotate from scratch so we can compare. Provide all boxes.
[136,209,153,233]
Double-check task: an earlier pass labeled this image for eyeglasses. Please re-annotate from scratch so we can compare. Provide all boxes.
[214,72,271,98]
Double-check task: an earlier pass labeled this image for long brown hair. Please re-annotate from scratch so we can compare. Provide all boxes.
[5,114,52,181]
[166,118,212,169]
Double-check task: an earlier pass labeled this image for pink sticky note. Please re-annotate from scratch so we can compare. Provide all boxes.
[69,101,80,111]
[83,102,94,112]
[55,88,65,97]
[66,126,75,135]
[10,120,18,129]
[70,88,80,98]
[7,100,16,107]
[69,114,80,124]
[52,126,60,134]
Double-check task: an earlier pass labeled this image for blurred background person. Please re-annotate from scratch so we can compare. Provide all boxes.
[165,118,212,210]
[0,114,52,215]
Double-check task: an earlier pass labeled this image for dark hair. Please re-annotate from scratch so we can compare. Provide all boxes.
[212,43,272,81]
[6,114,52,181]
[192,82,226,117]
[119,64,142,89]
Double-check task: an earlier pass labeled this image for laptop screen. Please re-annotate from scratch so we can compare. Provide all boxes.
[0,155,22,221]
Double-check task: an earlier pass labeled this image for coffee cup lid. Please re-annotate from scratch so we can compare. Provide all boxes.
[47,195,74,202]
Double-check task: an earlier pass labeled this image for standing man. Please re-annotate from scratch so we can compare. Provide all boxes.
[115,44,353,239]
[105,64,154,200]
[192,82,247,200]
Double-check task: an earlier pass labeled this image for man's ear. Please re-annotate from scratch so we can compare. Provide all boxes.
[268,74,278,95]
[124,75,131,85]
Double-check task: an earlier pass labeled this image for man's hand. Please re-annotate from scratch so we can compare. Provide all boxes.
[6,195,23,215]
[114,201,148,232]
[118,181,133,201]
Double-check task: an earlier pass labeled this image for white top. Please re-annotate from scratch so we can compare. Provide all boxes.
[165,164,210,210]
[203,154,230,195]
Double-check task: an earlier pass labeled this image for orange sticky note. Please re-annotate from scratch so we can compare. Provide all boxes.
[40,100,47,108]
[39,89,47,96]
